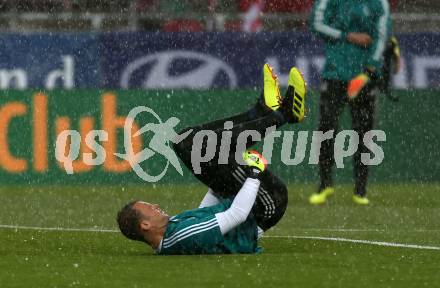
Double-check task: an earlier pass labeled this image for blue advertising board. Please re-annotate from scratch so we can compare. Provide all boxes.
[99,32,324,89]
[0,33,100,89]
[1,32,440,89]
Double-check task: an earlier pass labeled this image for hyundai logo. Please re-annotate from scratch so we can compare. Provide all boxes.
[120,50,238,89]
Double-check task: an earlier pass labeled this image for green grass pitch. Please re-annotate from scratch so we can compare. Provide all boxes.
[1,183,439,287]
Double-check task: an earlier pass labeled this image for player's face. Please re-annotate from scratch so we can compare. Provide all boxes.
[134,201,168,219]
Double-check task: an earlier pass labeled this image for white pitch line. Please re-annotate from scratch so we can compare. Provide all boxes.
[265,235,440,251]
[1,224,439,251]
[288,228,440,233]
[0,224,118,233]
[2,224,439,233]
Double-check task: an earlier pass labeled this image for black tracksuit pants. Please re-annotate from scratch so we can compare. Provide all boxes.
[173,104,288,231]
[318,79,377,196]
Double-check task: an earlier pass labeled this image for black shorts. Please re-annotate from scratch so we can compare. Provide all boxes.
[173,127,288,231]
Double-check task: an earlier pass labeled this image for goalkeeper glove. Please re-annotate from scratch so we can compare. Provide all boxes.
[242,150,267,179]
[347,68,377,100]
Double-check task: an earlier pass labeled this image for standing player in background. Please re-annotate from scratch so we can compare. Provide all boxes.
[308,0,391,205]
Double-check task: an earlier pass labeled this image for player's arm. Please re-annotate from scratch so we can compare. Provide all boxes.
[215,151,266,235]
[347,0,391,99]
[309,0,347,41]
[215,178,260,235]
[367,0,391,72]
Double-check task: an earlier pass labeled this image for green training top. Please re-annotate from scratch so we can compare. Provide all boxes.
[309,0,392,81]
[157,199,261,255]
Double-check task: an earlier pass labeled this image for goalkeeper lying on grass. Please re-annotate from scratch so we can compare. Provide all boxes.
[116,64,306,254]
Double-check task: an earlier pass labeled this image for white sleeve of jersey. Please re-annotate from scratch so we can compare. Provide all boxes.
[312,0,343,39]
[215,178,260,235]
[199,188,221,208]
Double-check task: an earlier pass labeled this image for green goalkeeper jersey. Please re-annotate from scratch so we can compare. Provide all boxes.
[309,0,392,81]
[157,199,261,255]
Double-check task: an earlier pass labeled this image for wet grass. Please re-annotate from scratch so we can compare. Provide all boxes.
[1,183,439,287]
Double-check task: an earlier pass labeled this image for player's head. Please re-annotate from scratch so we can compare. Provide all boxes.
[117,200,168,244]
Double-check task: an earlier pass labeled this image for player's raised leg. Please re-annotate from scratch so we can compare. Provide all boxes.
[173,64,306,233]
[174,64,307,165]
[172,64,281,173]
[181,63,282,134]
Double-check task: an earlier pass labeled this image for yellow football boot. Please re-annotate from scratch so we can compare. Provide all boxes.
[309,187,335,205]
[353,195,370,205]
[263,63,282,111]
[284,67,307,123]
